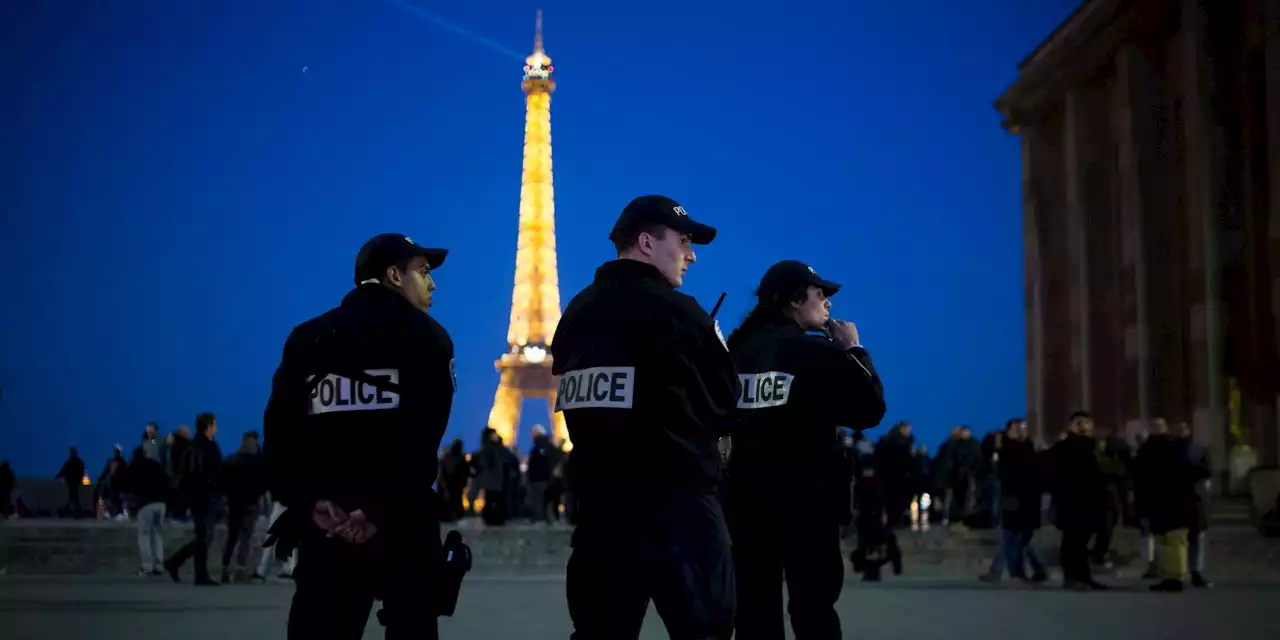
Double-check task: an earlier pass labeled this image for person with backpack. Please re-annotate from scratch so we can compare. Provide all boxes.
[162,412,224,585]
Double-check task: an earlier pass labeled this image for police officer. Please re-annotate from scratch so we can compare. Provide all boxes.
[723,260,886,639]
[264,233,459,640]
[550,195,740,639]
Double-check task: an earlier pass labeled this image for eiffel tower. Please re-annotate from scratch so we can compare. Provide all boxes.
[485,9,569,450]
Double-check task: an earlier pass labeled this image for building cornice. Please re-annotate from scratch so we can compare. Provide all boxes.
[994,0,1150,131]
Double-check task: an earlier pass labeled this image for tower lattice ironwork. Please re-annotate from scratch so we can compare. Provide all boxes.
[485,9,569,449]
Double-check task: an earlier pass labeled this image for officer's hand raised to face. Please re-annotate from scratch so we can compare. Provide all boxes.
[823,319,860,350]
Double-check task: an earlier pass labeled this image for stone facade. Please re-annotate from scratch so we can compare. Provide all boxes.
[995,0,1280,474]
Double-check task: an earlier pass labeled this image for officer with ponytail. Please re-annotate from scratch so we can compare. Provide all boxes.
[724,260,886,640]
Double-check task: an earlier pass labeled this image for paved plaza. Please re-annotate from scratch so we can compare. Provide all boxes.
[1,574,1277,639]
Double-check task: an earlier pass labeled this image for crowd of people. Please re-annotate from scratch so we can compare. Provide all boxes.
[4,416,295,586]
[437,425,571,526]
[847,412,1215,591]
[0,408,1220,595]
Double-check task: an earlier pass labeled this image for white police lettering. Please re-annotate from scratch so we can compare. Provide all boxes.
[449,358,457,391]
[672,206,689,217]
[307,369,400,415]
[737,371,793,409]
[554,366,635,411]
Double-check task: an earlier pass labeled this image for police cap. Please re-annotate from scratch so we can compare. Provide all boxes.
[757,260,842,300]
[609,195,717,246]
[354,233,448,285]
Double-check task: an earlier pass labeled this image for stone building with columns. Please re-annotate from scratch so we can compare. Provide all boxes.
[994,0,1279,478]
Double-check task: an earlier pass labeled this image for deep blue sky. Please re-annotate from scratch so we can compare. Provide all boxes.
[0,0,1081,475]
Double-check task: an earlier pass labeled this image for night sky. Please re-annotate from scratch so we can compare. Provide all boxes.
[0,0,1082,475]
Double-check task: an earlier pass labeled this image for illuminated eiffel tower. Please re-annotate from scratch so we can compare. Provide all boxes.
[485,9,569,449]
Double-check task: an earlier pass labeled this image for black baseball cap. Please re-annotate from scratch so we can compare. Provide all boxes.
[609,195,717,246]
[354,233,448,285]
[757,260,842,300]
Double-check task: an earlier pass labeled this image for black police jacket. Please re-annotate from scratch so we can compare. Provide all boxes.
[550,260,740,508]
[263,283,455,531]
[726,319,885,490]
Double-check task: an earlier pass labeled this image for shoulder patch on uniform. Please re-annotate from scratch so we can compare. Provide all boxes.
[555,366,635,411]
[737,371,793,409]
[713,320,728,351]
[449,358,457,391]
[307,369,400,415]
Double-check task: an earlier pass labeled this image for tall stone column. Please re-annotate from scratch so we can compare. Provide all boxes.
[1114,44,1154,438]
[1181,0,1227,474]
[1266,0,1280,465]
[1063,90,1092,413]
[1022,127,1047,442]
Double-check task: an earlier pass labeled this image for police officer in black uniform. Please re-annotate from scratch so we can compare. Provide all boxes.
[264,233,459,640]
[551,195,740,639]
[724,260,886,640]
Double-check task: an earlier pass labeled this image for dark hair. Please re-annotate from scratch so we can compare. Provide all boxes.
[1069,410,1091,421]
[1004,417,1026,431]
[195,412,217,434]
[613,223,667,254]
[726,275,815,350]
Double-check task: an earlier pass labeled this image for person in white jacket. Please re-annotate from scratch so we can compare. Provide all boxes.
[253,496,298,581]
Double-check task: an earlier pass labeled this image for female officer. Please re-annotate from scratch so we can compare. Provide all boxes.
[724,259,886,640]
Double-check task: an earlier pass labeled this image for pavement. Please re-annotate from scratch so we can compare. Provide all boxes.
[1,573,1278,640]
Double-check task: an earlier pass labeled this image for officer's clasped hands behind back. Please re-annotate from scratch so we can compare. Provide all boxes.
[723,260,886,640]
[264,233,466,640]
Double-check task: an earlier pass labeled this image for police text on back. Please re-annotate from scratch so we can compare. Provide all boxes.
[556,366,635,410]
[308,369,400,414]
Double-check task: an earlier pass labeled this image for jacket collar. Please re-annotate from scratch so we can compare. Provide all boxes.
[593,259,672,289]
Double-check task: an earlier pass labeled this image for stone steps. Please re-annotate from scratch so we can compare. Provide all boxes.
[5,518,1280,580]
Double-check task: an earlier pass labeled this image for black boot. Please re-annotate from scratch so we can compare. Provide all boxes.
[889,545,903,576]
[849,549,866,573]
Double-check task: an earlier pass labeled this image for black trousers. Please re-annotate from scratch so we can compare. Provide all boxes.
[288,519,443,640]
[1059,527,1094,584]
[222,504,260,570]
[882,490,914,530]
[64,482,80,512]
[1091,509,1117,564]
[567,493,735,640]
[168,496,220,581]
[727,483,843,640]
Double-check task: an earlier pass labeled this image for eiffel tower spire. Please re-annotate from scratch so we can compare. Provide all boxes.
[533,7,544,54]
